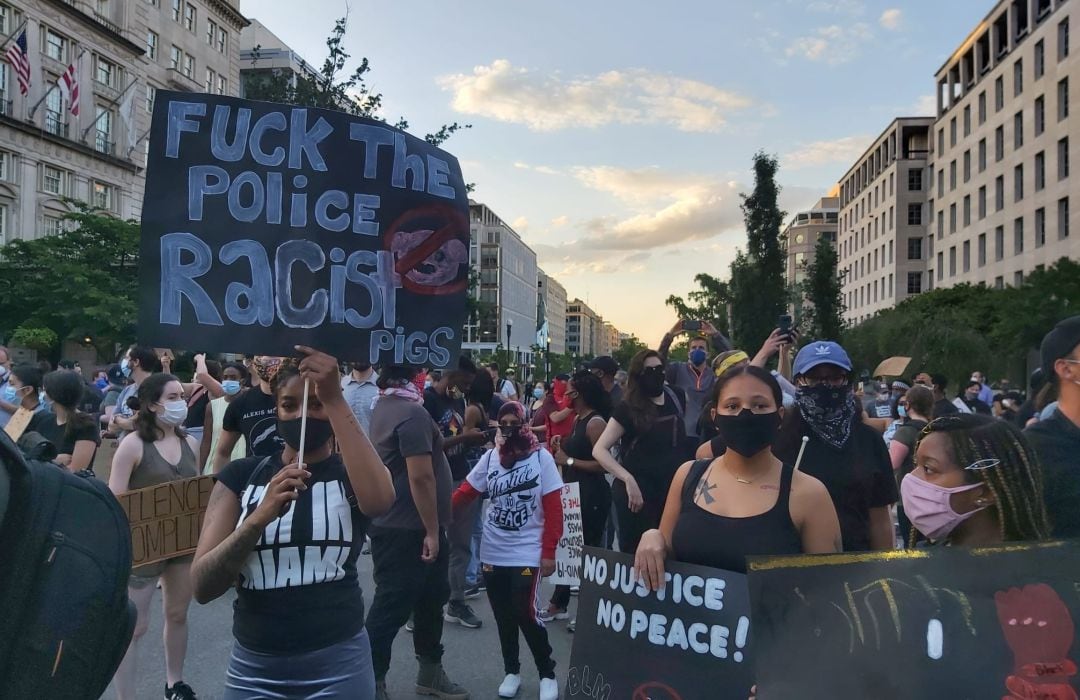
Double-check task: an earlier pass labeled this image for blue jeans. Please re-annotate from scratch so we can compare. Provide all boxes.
[466,499,485,587]
[224,628,375,700]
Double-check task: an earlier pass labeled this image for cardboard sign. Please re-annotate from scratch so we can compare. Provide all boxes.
[138,92,470,367]
[3,407,34,441]
[873,355,912,379]
[566,547,753,700]
[116,475,214,567]
[550,482,582,585]
[747,542,1080,699]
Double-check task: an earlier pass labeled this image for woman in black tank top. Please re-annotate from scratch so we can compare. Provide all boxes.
[634,366,841,585]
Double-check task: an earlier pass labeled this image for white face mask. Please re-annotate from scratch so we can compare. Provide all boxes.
[159,399,188,426]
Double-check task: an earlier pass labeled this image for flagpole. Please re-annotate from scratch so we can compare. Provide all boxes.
[29,48,86,119]
[82,76,137,140]
[127,125,152,158]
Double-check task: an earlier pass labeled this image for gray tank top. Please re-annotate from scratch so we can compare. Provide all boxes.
[129,436,198,490]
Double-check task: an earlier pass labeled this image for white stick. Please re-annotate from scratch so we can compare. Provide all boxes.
[793,435,810,471]
[297,378,310,468]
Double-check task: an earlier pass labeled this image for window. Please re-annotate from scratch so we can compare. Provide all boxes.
[171,0,180,22]
[907,272,922,294]
[183,54,194,79]
[1014,111,1023,149]
[92,181,113,211]
[907,202,922,225]
[183,3,195,31]
[43,28,67,62]
[937,209,944,239]
[949,246,957,276]
[949,160,957,190]
[42,164,65,195]
[995,76,1004,111]
[1060,137,1070,180]
[43,215,63,237]
[1060,17,1070,61]
[995,125,1004,161]
[978,138,987,171]
[996,175,1005,211]
[963,241,971,272]
[1060,197,1070,239]
[937,128,944,154]
[1036,151,1046,190]
[937,252,943,280]
[963,150,971,182]
[978,186,987,219]
[206,18,217,46]
[170,45,181,70]
[1059,78,1069,120]
[1014,217,1025,254]
[147,30,158,60]
[1014,59,1023,96]
[217,75,226,95]
[995,226,1005,261]
[1036,39,1045,79]
[145,83,156,113]
[937,168,944,197]
[1015,271,1025,287]
[978,91,987,124]
[1036,207,1046,247]
[0,4,10,35]
[908,168,922,191]
[94,55,116,88]
[950,117,957,147]
[217,27,227,54]
[949,203,957,233]
[995,276,1005,289]
[204,67,215,93]
[978,233,987,266]
[44,84,63,135]
[963,105,971,136]
[963,195,971,227]
[95,106,112,153]
[907,237,922,260]
[1035,95,1046,136]
[0,151,9,182]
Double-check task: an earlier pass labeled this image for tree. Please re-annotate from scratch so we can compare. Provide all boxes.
[728,152,787,350]
[613,335,648,370]
[800,236,845,341]
[0,206,139,359]
[665,273,731,339]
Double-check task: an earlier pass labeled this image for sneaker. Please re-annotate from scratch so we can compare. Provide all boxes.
[570,585,580,596]
[164,681,198,700]
[567,618,576,634]
[478,583,487,592]
[416,661,469,699]
[375,679,390,700]
[498,673,521,698]
[444,602,482,629]
[464,585,482,600]
[538,605,569,623]
[539,677,560,700]
[405,615,415,633]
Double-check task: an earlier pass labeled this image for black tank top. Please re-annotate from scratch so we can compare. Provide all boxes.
[670,459,802,574]
[562,412,608,499]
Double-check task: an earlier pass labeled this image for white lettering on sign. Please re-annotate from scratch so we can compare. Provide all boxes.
[551,482,583,585]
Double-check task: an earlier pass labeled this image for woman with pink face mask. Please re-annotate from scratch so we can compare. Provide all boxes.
[901,414,1051,546]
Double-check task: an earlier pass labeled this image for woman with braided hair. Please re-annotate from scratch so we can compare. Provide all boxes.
[901,413,1051,546]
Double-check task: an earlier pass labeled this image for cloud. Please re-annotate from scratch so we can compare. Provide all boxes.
[512,216,529,231]
[913,93,937,116]
[551,215,569,227]
[513,161,561,176]
[879,8,902,30]
[805,0,864,15]
[439,60,754,133]
[784,135,873,169]
[785,23,873,64]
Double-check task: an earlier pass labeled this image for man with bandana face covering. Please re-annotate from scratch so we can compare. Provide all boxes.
[774,341,897,552]
[213,356,286,473]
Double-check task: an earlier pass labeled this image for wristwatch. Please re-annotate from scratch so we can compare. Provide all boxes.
[566,457,575,468]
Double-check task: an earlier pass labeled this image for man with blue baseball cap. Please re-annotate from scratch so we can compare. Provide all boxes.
[774,340,897,552]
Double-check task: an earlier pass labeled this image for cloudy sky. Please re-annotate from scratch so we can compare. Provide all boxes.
[241,0,986,344]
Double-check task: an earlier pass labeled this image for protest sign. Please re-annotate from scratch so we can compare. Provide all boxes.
[139,91,470,367]
[748,542,1080,699]
[116,475,214,567]
[550,482,583,585]
[566,547,753,700]
[3,407,33,441]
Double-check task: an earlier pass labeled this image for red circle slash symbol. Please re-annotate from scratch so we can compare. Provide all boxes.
[632,681,683,700]
[386,204,469,296]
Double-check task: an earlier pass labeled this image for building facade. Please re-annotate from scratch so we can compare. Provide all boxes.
[537,269,567,355]
[838,117,933,324]
[783,195,839,291]
[566,297,598,357]
[930,0,1077,291]
[600,321,620,357]
[0,0,245,242]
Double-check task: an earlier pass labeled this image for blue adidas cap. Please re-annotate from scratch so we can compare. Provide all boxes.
[794,341,853,376]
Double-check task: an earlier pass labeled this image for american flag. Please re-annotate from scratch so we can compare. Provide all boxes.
[4,30,30,95]
[57,61,79,116]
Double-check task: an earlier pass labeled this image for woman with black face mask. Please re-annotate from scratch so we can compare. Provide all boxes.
[635,366,840,587]
[593,349,693,553]
[192,347,395,700]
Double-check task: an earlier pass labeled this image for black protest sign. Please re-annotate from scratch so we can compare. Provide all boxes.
[566,547,753,700]
[748,542,1080,699]
[139,91,470,366]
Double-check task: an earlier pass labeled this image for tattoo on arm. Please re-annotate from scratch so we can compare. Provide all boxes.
[694,477,716,505]
[194,492,264,598]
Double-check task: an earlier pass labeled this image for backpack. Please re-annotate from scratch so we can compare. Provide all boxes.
[0,428,135,699]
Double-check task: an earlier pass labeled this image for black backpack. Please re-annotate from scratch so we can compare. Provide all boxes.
[0,429,135,699]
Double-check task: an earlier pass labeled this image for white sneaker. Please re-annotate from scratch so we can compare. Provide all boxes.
[498,673,521,698]
[539,677,560,700]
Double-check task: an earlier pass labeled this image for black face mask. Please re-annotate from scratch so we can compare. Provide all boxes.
[713,409,781,457]
[277,417,334,453]
[638,367,666,397]
[499,424,521,439]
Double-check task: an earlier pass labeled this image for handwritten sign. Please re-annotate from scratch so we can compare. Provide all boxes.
[116,475,214,567]
[138,92,470,366]
[566,547,753,700]
[550,482,583,585]
[3,407,34,441]
[747,542,1080,699]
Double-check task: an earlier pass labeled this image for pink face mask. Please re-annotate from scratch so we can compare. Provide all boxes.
[900,472,990,541]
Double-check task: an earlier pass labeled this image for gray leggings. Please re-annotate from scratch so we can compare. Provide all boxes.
[224,628,375,700]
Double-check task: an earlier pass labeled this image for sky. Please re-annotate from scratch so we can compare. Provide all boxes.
[239,0,989,345]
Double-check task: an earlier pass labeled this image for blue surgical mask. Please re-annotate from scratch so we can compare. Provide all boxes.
[689,349,708,366]
[2,385,17,402]
[222,380,242,396]
[898,405,908,418]
[120,358,132,378]
[533,387,544,400]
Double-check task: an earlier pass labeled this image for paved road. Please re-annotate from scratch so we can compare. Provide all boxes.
[104,553,579,699]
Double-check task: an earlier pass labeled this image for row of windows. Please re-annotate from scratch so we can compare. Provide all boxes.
[931,199,1070,275]
[0,204,97,245]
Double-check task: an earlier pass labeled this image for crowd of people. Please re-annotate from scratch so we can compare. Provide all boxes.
[0,311,1077,699]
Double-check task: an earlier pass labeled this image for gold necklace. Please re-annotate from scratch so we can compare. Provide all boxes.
[721,456,760,484]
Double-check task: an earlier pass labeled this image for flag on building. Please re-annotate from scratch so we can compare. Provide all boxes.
[119,81,137,150]
[4,30,30,95]
[57,61,79,116]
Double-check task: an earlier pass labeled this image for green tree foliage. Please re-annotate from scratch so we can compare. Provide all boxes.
[800,236,845,341]
[0,207,139,358]
[613,335,648,369]
[665,273,730,339]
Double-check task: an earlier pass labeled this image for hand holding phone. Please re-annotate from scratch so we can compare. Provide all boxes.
[682,320,703,332]
[777,314,794,343]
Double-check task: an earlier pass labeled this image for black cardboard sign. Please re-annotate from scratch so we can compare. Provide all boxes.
[139,91,470,366]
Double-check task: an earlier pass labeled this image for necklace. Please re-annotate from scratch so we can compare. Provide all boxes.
[721,456,761,484]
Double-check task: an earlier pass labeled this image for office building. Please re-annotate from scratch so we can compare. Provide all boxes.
[930,0,1077,291]
[566,297,599,357]
[837,117,933,324]
[783,194,839,290]
[537,269,567,355]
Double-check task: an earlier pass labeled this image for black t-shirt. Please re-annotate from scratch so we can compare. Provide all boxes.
[424,387,469,480]
[776,413,897,552]
[78,382,104,417]
[30,411,100,459]
[933,397,959,418]
[222,388,283,457]
[1025,409,1080,538]
[891,418,928,478]
[612,392,692,495]
[216,452,369,654]
[183,388,211,429]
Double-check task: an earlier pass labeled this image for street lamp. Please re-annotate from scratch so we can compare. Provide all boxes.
[545,337,551,382]
[506,317,513,375]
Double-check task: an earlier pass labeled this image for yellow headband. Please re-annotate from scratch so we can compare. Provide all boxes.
[714,351,749,377]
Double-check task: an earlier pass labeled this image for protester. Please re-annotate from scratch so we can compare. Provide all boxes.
[0,345,15,427]
[451,402,563,700]
[960,380,993,415]
[543,375,575,449]
[182,357,222,449]
[199,362,248,473]
[546,370,613,623]
[489,363,518,401]
[529,382,556,441]
[3,364,47,417]
[191,350,394,700]
[904,414,1050,546]
[773,341,897,552]
[213,356,285,472]
[108,373,201,700]
[30,370,101,474]
[635,365,840,586]
[1016,369,1046,427]
[342,359,379,434]
[658,320,731,437]
[930,373,959,418]
[593,349,691,553]
[970,370,995,406]
[108,346,160,439]
[94,369,109,391]
[588,355,623,404]
[1025,314,1080,538]
[462,369,498,597]
[101,363,129,431]
[528,380,547,419]
[888,385,933,541]
[614,370,628,392]
[366,365,468,700]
